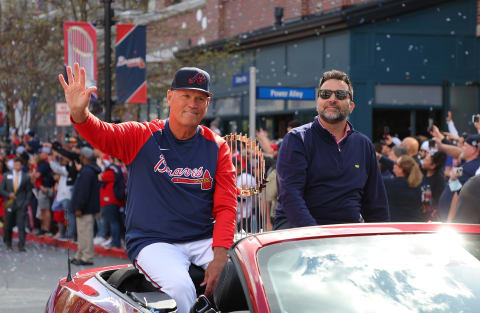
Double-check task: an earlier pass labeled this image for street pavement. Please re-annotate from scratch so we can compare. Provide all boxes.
[0,239,130,313]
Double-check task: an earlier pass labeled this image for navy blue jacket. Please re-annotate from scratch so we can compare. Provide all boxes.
[70,161,101,215]
[276,117,389,226]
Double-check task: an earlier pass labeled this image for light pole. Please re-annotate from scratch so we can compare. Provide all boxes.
[249,66,256,139]
[104,0,113,122]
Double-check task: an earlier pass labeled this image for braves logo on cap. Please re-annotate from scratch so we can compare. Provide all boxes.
[188,73,206,85]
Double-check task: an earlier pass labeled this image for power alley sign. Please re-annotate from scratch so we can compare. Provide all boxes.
[257,87,315,100]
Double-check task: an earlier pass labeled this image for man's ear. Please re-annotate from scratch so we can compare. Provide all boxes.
[167,90,173,108]
[349,101,355,113]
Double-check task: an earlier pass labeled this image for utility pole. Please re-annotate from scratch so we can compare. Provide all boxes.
[4,80,9,143]
[104,0,113,122]
[249,66,256,140]
[5,100,10,143]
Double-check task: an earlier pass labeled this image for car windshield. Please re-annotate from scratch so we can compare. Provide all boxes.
[257,232,480,313]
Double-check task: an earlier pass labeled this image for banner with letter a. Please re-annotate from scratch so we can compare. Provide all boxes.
[63,22,97,99]
[116,24,147,104]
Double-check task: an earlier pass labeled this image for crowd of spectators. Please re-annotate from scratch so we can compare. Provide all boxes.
[2,111,480,252]
[373,111,480,223]
[258,113,480,227]
[0,129,127,253]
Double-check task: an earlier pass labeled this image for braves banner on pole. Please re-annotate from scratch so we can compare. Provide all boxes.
[63,22,97,99]
[116,24,147,104]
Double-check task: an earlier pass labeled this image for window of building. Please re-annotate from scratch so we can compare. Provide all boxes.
[287,100,316,110]
[375,85,442,106]
[450,86,479,135]
[211,97,241,116]
[256,99,284,113]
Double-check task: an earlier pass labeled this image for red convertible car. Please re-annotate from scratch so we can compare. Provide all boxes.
[45,223,480,313]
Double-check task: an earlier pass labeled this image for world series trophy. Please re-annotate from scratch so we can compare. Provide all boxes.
[224,134,268,239]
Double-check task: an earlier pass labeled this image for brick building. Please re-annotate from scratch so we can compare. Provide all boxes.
[127,0,480,140]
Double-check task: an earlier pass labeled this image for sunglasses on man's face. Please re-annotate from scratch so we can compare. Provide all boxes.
[318,89,351,100]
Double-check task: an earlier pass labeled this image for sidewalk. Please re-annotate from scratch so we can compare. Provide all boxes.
[0,228,128,259]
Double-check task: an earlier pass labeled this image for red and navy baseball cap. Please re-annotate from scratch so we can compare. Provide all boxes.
[170,67,212,96]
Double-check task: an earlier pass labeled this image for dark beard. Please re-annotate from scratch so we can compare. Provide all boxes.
[318,104,350,124]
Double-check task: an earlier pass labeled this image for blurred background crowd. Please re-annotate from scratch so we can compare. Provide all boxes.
[0,128,128,251]
[1,112,480,252]
[257,112,480,229]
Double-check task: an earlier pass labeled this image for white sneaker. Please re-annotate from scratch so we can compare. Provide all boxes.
[101,238,112,247]
[93,237,106,245]
[13,226,18,233]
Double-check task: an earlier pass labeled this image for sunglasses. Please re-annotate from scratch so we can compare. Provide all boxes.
[318,89,351,100]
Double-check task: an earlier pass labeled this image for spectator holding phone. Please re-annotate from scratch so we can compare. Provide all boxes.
[437,134,480,221]
[376,145,408,177]
[446,111,459,138]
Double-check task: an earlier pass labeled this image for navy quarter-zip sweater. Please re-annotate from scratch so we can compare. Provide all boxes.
[276,117,389,227]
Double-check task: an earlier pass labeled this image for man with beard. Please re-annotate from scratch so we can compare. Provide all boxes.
[274,70,389,229]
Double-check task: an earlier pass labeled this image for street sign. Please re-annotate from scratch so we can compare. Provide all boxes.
[257,87,315,100]
[233,73,249,86]
[56,102,71,127]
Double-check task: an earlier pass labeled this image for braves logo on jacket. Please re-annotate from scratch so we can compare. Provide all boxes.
[153,154,213,190]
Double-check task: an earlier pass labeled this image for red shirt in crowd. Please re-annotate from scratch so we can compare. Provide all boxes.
[99,168,123,208]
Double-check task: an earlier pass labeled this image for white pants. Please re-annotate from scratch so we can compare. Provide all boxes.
[135,238,213,313]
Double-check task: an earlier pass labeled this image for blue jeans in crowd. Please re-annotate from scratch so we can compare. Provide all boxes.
[101,204,121,248]
[96,212,107,239]
[62,199,76,240]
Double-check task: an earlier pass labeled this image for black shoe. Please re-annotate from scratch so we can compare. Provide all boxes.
[70,258,93,266]
[18,247,26,252]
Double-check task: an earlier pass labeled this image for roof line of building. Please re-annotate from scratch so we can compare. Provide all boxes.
[123,0,206,25]
[179,0,451,54]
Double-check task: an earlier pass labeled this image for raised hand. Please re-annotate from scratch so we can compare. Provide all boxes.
[58,63,97,123]
[429,125,443,140]
[446,110,452,122]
